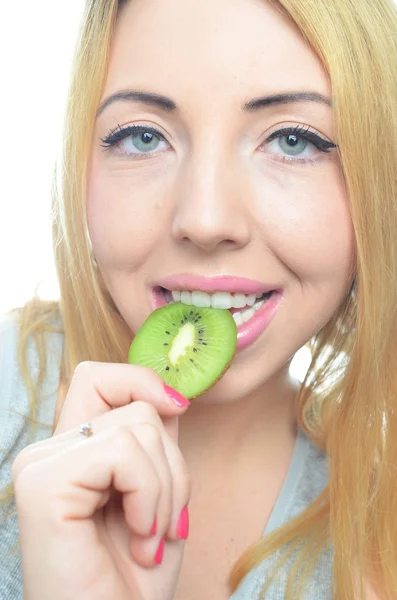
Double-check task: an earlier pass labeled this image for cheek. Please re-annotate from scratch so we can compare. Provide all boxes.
[254,163,355,284]
[86,160,168,271]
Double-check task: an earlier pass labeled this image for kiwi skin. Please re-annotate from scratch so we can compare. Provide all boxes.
[128,302,237,400]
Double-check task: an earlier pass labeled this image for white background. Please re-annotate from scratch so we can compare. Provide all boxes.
[0,2,84,315]
[0,1,315,378]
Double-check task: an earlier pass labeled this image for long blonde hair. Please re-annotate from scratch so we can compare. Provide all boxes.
[4,0,397,598]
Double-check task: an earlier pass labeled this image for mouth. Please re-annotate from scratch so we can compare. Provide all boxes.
[158,287,272,325]
[151,285,283,351]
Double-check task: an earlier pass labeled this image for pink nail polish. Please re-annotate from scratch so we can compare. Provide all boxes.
[154,537,165,564]
[163,383,191,408]
[150,516,157,536]
[177,506,189,540]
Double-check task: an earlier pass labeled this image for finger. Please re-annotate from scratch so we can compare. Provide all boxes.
[159,431,191,541]
[59,401,174,444]
[13,400,177,479]
[12,409,190,566]
[119,415,190,544]
[12,439,71,482]
[11,418,155,485]
[13,405,190,543]
[125,422,173,561]
[14,425,164,568]
[54,361,190,441]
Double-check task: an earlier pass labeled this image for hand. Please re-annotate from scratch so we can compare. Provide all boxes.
[12,362,191,600]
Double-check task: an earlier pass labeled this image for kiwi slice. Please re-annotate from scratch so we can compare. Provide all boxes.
[128,302,237,399]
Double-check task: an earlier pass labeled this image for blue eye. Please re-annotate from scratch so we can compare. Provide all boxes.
[131,130,161,152]
[279,134,308,156]
[100,125,169,156]
[100,123,337,164]
[264,125,336,162]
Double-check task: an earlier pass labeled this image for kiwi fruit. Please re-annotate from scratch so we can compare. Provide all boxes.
[128,301,237,399]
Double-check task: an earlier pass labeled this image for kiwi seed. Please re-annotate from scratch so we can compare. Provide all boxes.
[128,301,237,399]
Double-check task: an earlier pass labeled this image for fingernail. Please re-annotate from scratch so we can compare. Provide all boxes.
[150,516,157,536]
[154,536,165,564]
[177,506,189,540]
[163,383,191,408]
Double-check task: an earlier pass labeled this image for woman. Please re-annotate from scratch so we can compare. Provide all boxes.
[1,0,397,598]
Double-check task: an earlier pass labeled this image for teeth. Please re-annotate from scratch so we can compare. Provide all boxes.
[246,294,256,306]
[165,288,273,323]
[241,307,256,323]
[233,312,244,326]
[232,301,264,325]
[167,289,269,310]
[180,291,191,305]
[232,293,247,309]
[191,290,211,308]
[211,292,233,309]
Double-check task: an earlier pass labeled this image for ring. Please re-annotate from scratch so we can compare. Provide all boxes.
[79,422,94,438]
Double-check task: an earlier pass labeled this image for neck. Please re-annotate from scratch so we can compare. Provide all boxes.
[178,366,300,472]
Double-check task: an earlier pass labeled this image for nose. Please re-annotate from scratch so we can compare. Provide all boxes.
[171,153,251,254]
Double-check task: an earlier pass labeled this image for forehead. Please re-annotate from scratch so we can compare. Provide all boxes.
[103,0,331,111]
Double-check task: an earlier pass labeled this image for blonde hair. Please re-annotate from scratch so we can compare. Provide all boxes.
[3,0,397,598]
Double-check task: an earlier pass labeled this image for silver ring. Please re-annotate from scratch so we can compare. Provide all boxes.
[79,422,94,438]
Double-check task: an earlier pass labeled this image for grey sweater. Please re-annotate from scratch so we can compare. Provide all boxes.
[0,314,333,599]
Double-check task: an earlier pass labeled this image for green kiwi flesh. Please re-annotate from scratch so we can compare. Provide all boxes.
[128,302,237,399]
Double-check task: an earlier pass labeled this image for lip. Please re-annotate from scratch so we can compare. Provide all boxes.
[156,274,275,295]
[235,290,282,350]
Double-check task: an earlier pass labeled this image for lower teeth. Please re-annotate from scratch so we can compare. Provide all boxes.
[232,292,271,326]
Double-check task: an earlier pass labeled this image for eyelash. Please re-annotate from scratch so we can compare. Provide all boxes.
[100,123,337,164]
[266,125,337,162]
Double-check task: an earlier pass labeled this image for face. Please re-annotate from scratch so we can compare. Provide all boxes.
[87,0,355,402]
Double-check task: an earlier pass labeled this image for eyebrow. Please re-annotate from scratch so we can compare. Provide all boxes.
[96,89,332,118]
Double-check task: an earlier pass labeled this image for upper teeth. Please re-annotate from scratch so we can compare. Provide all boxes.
[171,290,263,310]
